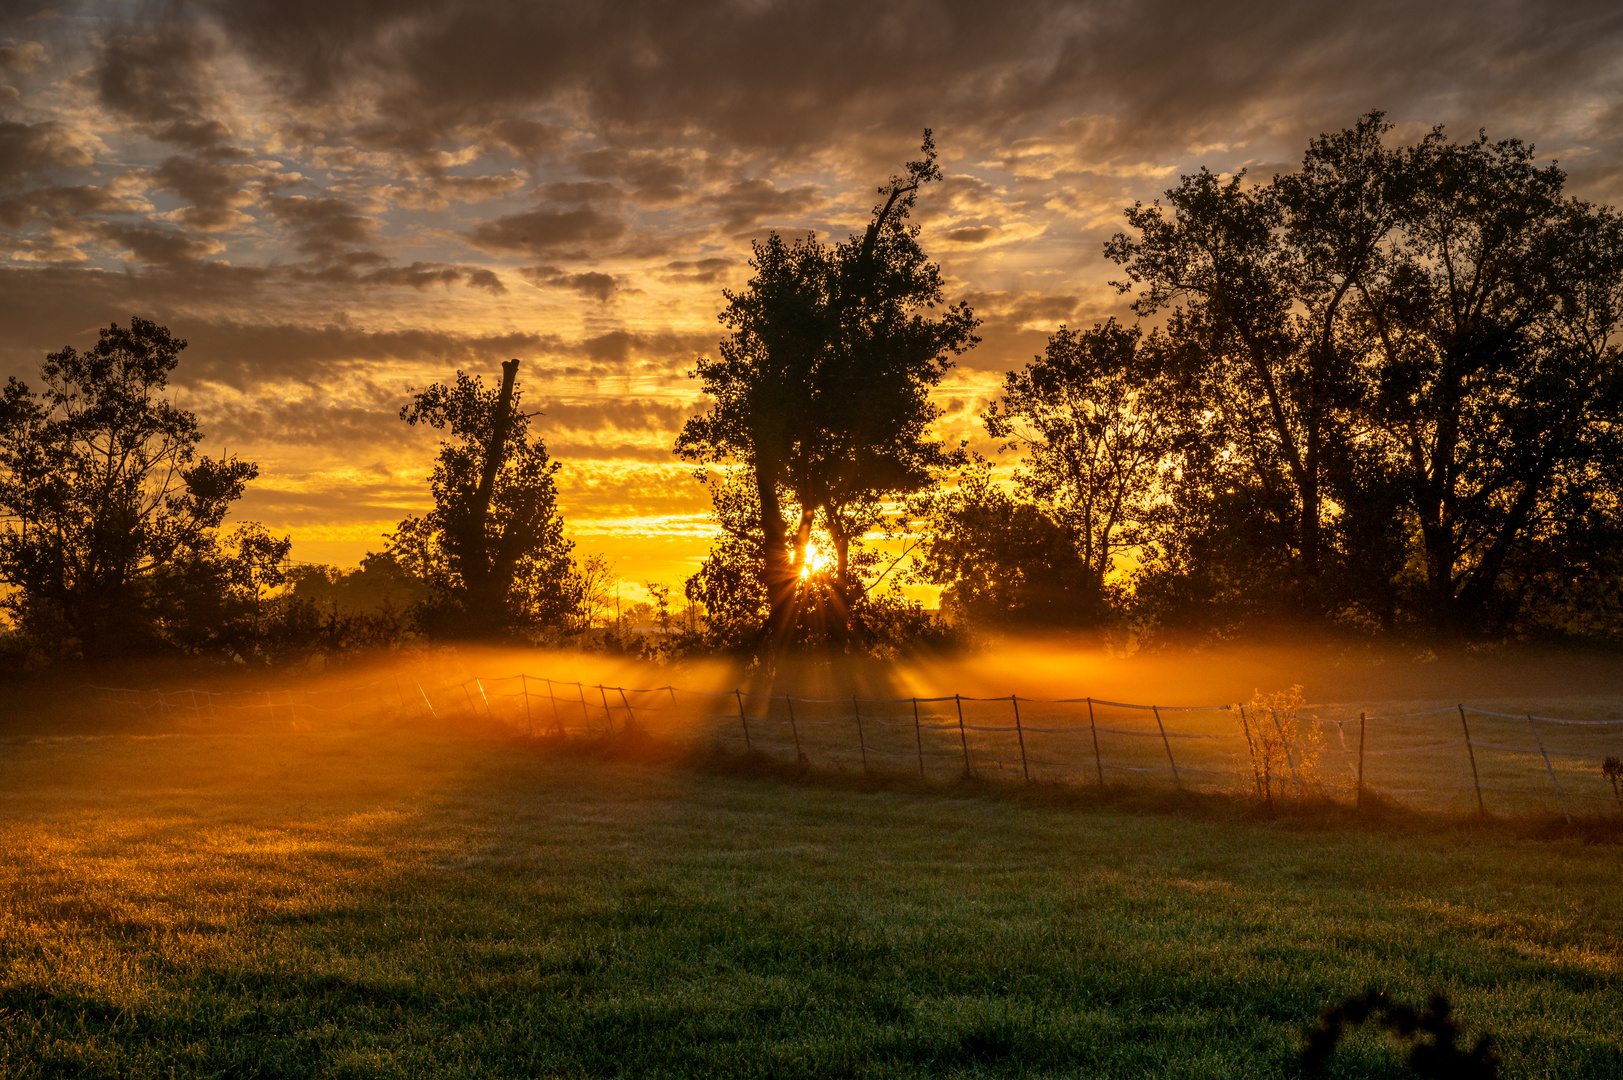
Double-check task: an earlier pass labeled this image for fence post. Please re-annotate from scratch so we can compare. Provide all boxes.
[912,698,925,778]
[1011,696,1029,783]
[599,685,614,732]
[1456,705,1486,815]
[786,695,803,764]
[955,694,971,777]
[618,687,636,732]
[476,679,495,719]
[545,679,562,735]
[521,675,533,737]
[460,681,480,719]
[416,682,436,717]
[1152,705,1181,791]
[576,683,590,732]
[1356,712,1366,810]
[394,675,406,709]
[736,689,751,751]
[1238,704,1262,797]
[1087,697,1104,787]
[1528,714,1570,824]
[854,696,868,774]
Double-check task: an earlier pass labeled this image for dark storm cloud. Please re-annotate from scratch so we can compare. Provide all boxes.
[192,1,1619,185]
[294,259,506,292]
[0,120,94,186]
[659,257,734,285]
[152,155,279,230]
[465,206,627,258]
[97,220,220,265]
[704,178,822,234]
[96,22,235,150]
[520,265,626,302]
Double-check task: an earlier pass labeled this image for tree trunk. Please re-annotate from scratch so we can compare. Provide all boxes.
[826,507,853,649]
[755,454,799,650]
[466,358,520,628]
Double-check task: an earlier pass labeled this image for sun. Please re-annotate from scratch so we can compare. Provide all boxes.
[800,549,828,579]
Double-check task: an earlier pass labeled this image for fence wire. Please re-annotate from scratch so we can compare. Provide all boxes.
[93,675,1623,819]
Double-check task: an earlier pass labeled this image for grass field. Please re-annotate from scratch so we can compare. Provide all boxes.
[1,724,1620,1078]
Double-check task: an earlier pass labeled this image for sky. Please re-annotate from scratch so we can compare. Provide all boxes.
[3,0,1622,599]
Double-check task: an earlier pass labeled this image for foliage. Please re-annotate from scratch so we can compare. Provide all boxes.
[1238,685,1324,802]
[1094,113,1623,642]
[919,462,1099,627]
[0,318,279,661]
[391,366,577,640]
[677,131,979,649]
[984,318,1171,604]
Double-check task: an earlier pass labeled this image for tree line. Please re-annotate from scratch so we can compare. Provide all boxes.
[4,115,1621,668]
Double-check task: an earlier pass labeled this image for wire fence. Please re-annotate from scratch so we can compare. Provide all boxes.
[93,675,1623,819]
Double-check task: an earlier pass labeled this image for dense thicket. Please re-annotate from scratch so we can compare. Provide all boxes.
[955,113,1623,643]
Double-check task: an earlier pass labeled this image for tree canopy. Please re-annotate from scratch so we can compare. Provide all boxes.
[677,131,979,651]
[0,318,278,660]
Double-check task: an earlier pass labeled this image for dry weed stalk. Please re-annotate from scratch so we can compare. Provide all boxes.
[1238,685,1324,801]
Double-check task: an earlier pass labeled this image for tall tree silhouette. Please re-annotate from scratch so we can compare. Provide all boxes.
[391,361,577,638]
[678,131,978,650]
[0,318,268,659]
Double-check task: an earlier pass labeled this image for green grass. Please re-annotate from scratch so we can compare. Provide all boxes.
[1,727,1620,1078]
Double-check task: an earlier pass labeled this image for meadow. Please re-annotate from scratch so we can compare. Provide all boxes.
[1,717,1620,1079]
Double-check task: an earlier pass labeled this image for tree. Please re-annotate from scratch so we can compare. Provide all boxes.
[984,318,1170,610]
[0,318,270,659]
[390,361,577,639]
[920,463,1095,627]
[1358,132,1623,634]
[1106,113,1623,639]
[676,131,979,651]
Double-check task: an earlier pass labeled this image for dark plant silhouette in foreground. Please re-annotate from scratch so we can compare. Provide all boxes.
[1303,989,1499,1079]
[1604,756,1623,805]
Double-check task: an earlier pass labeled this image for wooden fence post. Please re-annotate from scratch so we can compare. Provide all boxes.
[1528,714,1570,824]
[854,696,867,774]
[1087,697,1103,787]
[1356,712,1366,810]
[786,695,803,763]
[1152,705,1181,791]
[521,675,533,736]
[736,689,751,751]
[1458,705,1486,815]
[546,678,563,735]
[912,698,925,778]
[460,681,480,719]
[618,687,636,732]
[598,685,614,732]
[955,694,971,777]
[576,683,590,732]
[416,682,437,718]
[1238,704,1262,797]
[1011,696,1029,782]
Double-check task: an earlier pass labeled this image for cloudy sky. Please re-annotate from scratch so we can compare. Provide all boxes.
[4,0,1622,593]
